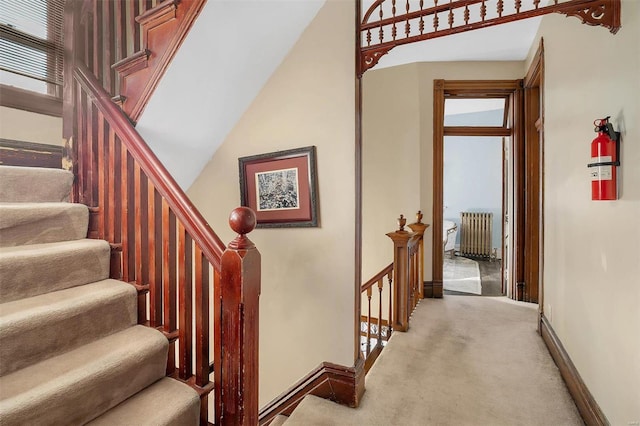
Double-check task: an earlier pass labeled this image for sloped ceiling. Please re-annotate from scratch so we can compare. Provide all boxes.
[136,0,325,189]
[138,0,540,189]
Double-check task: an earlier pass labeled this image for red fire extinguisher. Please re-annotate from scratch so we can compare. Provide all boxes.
[588,116,620,201]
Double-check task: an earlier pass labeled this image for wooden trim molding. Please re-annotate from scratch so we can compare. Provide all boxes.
[539,315,608,425]
[258,360,365,426]
[0,138,63,168]
[0,84,62,117]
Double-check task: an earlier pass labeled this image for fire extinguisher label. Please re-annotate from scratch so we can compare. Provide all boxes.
[590,156,613,181]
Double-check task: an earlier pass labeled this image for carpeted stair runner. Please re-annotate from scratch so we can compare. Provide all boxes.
[0,165,199,425]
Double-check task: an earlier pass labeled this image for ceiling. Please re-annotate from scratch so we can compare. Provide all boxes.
[374,18,542,69]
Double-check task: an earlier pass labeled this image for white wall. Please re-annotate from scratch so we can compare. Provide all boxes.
[527,2,640,423]
[187,0,355,407]
[0,106,63,146]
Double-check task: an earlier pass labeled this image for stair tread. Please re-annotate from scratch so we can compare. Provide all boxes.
[87,377,200,426]
[0,202,88,247]
[0,166,73,203]
[0,279,137,376]
[0,325,168,425]
[0,239,110,303]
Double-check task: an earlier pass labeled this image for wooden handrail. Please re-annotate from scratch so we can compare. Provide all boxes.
[73,62,225,269]
[361,263,393,292]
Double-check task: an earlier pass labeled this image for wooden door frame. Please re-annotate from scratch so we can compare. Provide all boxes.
[523,39,545,308]
[432,80,523,298]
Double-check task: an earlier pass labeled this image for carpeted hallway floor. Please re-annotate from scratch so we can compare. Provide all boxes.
[285,296,582,425]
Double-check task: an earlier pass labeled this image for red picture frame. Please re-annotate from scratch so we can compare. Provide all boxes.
[239,146,318,228]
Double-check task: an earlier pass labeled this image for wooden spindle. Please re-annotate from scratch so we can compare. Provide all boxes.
[162,200,177,375]
[377,279,383,346]
[448,1,454,29]
[107,128,117,243]
[515,0,522,14]
[388,271,393,334]
[378,5,384,44]
[216,207,261,425]
[178,225,193,380]
[497,0,504,18]
[366,286,372,356]
[404,0,410,37]
[392,0,397,40]
[134,163,144,286]
[419,0,424,34]
[147,182,162,327]
[92,1,102,82]
[534,0,541,9]
[464,5,470,25]
[132,0,141,53]
[194,245,209,387]
[481,0,487,21]
[97,111,106,238]
[102,1,113,93]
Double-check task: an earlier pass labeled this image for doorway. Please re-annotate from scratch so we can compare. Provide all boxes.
[442,98,506,296]
[432,79,531,301]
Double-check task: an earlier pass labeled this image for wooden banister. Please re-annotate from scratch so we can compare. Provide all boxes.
[360,262,393,373]
[386,214,413,332]
[73,62,225,268]
[361,263,393,292]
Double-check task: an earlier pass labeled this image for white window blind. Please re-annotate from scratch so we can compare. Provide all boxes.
[0,0,65,96]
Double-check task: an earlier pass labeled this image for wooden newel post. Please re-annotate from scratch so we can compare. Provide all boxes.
[408,211,429,300]
[386,214,413,332]
[216,207,261,426]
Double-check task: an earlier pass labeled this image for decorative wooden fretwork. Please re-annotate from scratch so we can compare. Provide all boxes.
[359,0,621,75]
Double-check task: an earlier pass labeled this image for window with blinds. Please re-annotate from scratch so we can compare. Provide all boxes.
[0,0,65,97]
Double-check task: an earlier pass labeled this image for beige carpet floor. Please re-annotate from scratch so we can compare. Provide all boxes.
[286,296,582,426]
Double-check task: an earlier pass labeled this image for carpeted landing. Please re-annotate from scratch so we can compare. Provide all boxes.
[284,297,582,426]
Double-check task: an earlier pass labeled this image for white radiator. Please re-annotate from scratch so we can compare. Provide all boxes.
[460,212,493,258]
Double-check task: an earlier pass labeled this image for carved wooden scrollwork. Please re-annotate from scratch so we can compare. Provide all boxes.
[358,0,622,76]
[360,47,393,76]
[559,0,621,34]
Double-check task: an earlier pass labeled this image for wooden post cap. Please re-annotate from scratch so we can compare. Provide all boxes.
[398,214,406,231]
[416,210,423,224]
[228,207,256,249]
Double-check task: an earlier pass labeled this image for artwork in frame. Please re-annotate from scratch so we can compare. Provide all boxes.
[239,146,319,228]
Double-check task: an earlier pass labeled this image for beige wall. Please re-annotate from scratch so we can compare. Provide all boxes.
[362,63,421,281]
[0,107,63,146]
[362,61,523,281]
[527,3,640,423]
[187,0,355,407]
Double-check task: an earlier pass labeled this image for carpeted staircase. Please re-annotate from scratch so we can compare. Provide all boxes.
[0,165,200,425]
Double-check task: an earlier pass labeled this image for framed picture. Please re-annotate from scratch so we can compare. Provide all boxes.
[239,146,318,228]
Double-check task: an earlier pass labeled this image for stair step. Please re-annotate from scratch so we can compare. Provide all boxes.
[87,377,200,426]
[0,325,168,425]
[0,166,73,203]
[0,239,110,303]
[0,202,88,247]
[0,279,137,376]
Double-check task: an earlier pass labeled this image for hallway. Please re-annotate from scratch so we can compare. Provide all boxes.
[286,296,582,425]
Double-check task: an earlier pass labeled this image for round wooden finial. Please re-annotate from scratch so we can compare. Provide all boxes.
[229,207,256,235]
[416,210,423,224]
[398,214,406,231]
